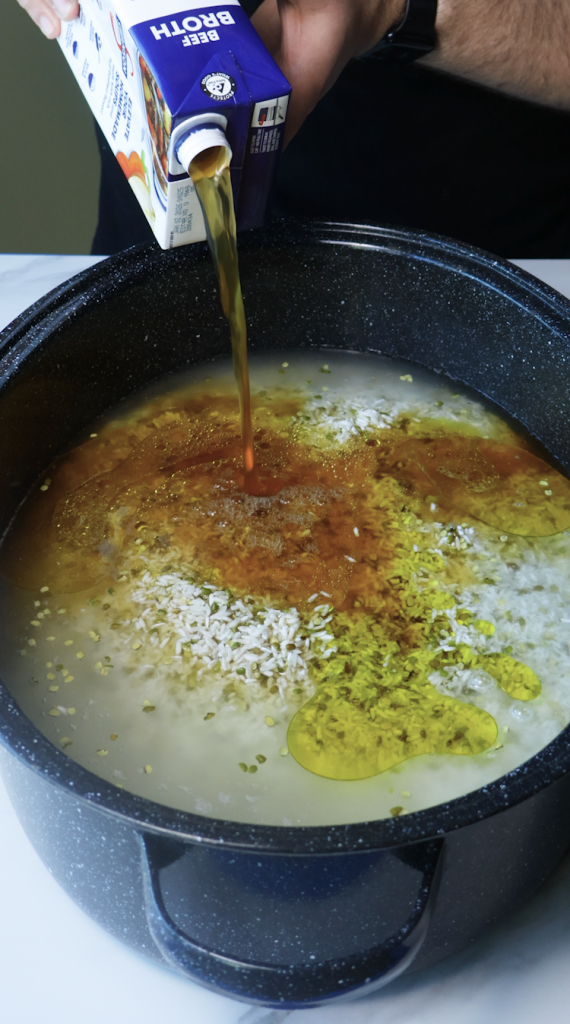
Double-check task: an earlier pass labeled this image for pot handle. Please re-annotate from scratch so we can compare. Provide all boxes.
[138,832,444,1005]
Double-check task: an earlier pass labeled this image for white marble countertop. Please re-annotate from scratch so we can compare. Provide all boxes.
[2,253,570,1024]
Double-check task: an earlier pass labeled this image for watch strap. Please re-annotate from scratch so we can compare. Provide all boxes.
[361,0,438,64]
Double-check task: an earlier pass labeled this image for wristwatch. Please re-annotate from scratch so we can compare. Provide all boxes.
[361,0,438,63]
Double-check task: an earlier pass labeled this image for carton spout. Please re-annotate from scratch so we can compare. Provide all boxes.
[173,115,232,181]
[187,137,232,182]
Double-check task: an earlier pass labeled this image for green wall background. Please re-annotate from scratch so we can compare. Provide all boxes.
[0,4,100,253]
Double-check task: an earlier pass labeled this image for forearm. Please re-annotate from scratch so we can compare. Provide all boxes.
[425,0,570,110]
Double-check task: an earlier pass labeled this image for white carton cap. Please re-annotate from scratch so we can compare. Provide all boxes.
[176,126,232,176]
[170,113,231,176]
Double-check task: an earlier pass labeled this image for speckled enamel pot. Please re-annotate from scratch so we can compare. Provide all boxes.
[2,221,570,1010]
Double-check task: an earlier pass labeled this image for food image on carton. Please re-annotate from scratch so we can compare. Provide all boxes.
[59,1,291,248]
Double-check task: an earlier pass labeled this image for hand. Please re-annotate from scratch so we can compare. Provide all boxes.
[252,0,406,142]
[17,0,79,40]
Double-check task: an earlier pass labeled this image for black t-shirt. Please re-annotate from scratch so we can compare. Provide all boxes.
[93,23,570,257]
[274,59,570,257]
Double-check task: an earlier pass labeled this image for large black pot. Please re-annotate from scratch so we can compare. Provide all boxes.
[1,221,570,1010]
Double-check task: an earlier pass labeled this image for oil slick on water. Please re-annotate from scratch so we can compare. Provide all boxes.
[1,352,570,827]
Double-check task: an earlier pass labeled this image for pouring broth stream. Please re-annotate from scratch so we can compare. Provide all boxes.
[189,146,255,486]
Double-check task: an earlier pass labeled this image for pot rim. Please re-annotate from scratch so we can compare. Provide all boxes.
[2,219,570,856]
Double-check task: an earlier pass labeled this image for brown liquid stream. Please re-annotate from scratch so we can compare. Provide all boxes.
[188,147,256,489]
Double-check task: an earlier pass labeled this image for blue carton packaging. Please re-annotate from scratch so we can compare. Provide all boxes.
[59,1,291,247]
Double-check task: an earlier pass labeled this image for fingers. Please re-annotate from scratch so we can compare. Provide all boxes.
[253,0,360,143]
[252,0,404,143]
[251,0,283,56]
[17,0,79,39]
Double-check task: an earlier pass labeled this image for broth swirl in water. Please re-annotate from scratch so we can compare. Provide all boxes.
[2,353,570,825]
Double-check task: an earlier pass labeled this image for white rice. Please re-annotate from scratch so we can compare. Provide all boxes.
[3,351,570,827]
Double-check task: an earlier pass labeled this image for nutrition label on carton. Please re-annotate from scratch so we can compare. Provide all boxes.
[250,128,282,155]
[170,182,195,244]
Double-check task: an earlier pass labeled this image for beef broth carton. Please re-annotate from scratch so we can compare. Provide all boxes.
[59,1,291,247]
